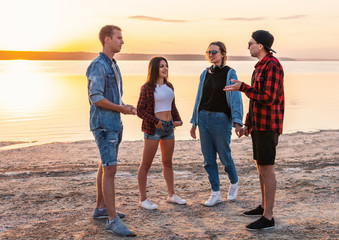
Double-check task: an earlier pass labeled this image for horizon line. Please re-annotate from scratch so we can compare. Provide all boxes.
[0,50,338,61]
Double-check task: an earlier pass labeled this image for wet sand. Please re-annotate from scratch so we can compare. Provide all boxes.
[0,130,338,239]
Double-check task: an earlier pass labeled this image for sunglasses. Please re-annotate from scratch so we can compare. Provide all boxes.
[206,50,221,55]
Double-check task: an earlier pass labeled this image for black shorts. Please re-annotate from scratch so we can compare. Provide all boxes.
[251,130,279,165]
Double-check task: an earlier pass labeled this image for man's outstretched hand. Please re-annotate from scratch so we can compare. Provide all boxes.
[223,79,242,92]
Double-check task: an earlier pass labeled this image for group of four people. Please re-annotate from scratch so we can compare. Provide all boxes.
[86,25,284,237]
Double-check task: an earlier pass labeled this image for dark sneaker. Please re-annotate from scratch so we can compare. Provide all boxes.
[243,205,264,217]
[117,211,125,218]
[246,216,275,230]
[105,216,136,237]
[93,208,125,219]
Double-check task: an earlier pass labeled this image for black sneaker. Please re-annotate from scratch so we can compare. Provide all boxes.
[243,205,264,216]
[246,216,275,230]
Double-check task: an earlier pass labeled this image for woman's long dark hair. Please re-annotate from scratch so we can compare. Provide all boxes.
[146,56,168,89]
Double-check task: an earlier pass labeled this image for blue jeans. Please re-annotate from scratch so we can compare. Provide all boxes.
[198,110,238,191]
[92,127,123,167]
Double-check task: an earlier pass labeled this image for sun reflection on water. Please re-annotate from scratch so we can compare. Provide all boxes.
[0,60,59,117]
[0,60,339,146]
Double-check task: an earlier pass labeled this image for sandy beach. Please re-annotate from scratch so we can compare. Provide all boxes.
[0,130,338,239]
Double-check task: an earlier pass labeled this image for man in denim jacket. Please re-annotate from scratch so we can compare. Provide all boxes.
[86,25,136,237]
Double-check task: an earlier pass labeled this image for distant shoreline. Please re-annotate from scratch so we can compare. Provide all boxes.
[1,50,338,61]
[1,129,338,151]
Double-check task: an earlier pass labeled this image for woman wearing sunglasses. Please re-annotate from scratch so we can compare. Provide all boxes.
[190,41,243,206]
[137,56,186,210]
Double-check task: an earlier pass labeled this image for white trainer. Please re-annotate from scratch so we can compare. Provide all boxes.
[204,191,222,207]
[228,183,238,201]
[139,199,158,210]
[167,194,187,205]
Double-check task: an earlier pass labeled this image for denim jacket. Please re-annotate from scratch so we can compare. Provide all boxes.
[86,52,123,132]
[190,67,243,128]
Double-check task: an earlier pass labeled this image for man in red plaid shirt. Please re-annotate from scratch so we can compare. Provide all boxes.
[224,30,284,230]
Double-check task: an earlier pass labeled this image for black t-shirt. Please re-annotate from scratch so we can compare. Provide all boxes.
[199,65,231,118]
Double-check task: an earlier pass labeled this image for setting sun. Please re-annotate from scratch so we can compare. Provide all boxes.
[1,0,338,59]
[0,1,338,239]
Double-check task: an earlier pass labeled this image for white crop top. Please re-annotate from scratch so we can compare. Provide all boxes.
[154,84,174,113]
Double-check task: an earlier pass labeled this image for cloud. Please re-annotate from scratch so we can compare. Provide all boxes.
[128,15,187,23]
[277,15,307,20]
[222,17,266,21]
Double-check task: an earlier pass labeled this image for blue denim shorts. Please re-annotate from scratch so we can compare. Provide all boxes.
[144,120,174,140]
[92,128,123,167]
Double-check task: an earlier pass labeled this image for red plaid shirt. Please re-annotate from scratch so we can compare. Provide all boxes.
[240,53,285,134]
[137,82,182,135]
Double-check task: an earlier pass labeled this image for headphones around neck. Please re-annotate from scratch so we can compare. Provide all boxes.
[210,63,224,73]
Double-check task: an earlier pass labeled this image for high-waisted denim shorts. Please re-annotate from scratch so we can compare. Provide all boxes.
[144,120,174,140]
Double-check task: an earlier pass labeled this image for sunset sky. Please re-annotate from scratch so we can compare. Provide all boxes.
[1,0,339,59]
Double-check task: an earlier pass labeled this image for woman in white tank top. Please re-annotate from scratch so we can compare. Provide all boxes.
[137,57,186,210]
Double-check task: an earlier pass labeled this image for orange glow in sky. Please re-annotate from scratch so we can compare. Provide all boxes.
[1,0,339,59]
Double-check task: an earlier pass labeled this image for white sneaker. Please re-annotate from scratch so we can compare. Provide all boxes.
[167,194,187,205]
[139,199,158,210]
[204,191,222,207]
[228,183,238,201]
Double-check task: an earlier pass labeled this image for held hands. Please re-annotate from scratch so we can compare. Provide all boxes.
[243,125,249,136]
[235,123,243,138]
[121,104,137,115]
[234,125,249,138]
[190,124,249,139]
[130,107,137,115]
[223,79,242,92]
